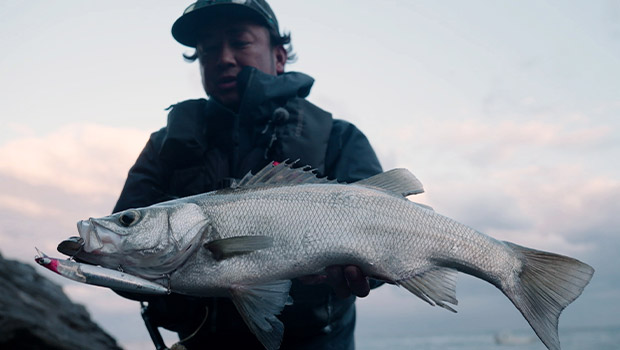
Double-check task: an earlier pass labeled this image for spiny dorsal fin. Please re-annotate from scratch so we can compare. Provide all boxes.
[355,168,424,197]
[234,161,337,188]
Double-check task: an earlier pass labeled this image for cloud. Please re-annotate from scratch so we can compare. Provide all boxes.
[0,123,149,196]
[0,123,151,269]
[425,163,619,255]
[386,117,612,169]
[0,193,62,217]
[370,110,619,259]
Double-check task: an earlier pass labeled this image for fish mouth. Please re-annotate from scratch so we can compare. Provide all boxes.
[78,219,122,254]
[57,236,84,257]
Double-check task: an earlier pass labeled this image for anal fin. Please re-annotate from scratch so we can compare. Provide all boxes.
[230,280,293,350]
[398,267,458,312]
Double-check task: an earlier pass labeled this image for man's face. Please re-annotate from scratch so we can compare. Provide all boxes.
[196,19,287,109]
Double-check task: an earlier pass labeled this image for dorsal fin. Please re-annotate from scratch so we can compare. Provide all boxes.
[233,162,423,198]
[234,161,337,188]
[412,201,434,211]
[355,168,424,197]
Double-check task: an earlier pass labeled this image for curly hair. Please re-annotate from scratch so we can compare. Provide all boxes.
[183,31,297,64]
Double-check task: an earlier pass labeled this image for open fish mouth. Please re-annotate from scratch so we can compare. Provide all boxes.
[57,236,84,256]
[77,219,122,254]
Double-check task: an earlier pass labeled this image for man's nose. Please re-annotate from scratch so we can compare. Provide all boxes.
[216,43,236,67]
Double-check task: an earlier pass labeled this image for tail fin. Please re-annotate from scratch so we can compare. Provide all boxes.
[502,242,594,350]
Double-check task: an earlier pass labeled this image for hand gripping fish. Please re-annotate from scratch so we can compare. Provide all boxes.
[39,162,594,350]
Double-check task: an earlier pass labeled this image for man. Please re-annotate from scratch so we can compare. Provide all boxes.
[114,1,382,349]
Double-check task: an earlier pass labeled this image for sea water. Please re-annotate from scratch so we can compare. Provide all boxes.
[355,326,620,350]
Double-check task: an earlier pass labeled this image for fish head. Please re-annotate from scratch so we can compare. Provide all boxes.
[76,200,209,273]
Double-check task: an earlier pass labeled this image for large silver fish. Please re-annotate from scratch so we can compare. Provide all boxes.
[58,162,594,350]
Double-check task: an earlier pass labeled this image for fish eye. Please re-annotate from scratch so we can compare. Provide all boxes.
[119,210,141,227]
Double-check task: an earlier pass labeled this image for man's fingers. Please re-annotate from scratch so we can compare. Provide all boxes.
[343,265,370,298]
[325,265,371,298]
[297,274,327,285]
[325,265,351,298]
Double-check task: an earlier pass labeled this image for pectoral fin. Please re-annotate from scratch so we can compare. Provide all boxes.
[230,280,293,350]
[204,235,273,260]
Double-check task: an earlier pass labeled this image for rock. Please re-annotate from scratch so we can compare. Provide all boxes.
[0,252,122,350]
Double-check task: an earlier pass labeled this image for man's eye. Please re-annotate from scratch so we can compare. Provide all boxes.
[233,41,250,48]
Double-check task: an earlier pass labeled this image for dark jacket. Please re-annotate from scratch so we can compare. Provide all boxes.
[113,67,382,349]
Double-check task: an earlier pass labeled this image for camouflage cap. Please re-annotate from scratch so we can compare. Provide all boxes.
[172,0,280,48]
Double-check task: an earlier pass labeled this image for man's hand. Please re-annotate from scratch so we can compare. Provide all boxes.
[298,265,371,298]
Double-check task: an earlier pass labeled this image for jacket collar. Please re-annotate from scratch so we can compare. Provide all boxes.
[160,68,316,167]
[204,67,315,120]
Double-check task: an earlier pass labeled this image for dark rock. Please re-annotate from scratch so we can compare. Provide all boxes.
[0,252,122,350]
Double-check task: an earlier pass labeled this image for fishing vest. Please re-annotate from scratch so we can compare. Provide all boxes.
[157,67,333,198]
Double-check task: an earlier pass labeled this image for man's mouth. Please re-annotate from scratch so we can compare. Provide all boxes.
[216,76,237,90]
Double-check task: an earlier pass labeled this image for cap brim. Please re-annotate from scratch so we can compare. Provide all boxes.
[172,4,273,47]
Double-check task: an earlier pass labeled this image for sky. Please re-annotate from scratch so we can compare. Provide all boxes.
[1,0,619,349]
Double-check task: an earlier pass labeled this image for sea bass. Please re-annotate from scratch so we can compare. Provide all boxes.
[54,162,594,350]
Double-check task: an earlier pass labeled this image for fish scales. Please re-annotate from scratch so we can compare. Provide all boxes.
[178,182,517,294]
[48,162,594,350]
